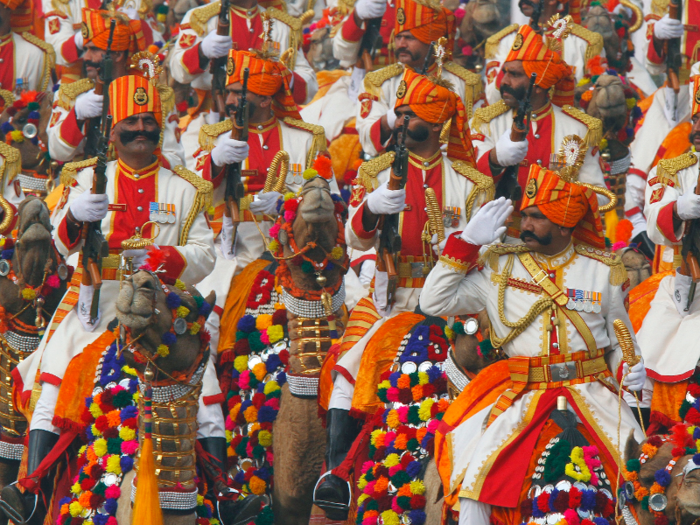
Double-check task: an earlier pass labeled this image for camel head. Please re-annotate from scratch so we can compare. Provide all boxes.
[116,270,215,380]
[0,92,51,176]
[451,310,502,375]
[14,197,53,287]
[624,429,700,525]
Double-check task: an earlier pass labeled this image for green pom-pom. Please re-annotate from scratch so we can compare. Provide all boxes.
[680,399,692,419]
[641,495,649,511]
[478,339,494,357]
[93,482,107,496]
[366,500,379,511]
[409,371,420,387]
[397,496,412,510]
[407,405,421,425]
[301,261,314,273]
[112,390,132,409]
[368,444,376,457]
[248,332,265,352]
[236,330,249,341]
[377,389,389,403]
[107,438,122,455]
[27,102,40,111]
[391,470,410,487]
[452,322,465,335]
[235,437,248,457]
[194,295,204,309]
[253,444,266,459]
[364,470,375,482]
[255,506,275,525]
[543,438,571,482]
[156,3,168,13]
[626,458,641,472]
[407,438,420,452]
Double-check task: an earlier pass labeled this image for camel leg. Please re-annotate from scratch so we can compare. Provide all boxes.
[116,471,197,525]
[272,385,326,525]
[0,459,19,494]
[424,459,444,525]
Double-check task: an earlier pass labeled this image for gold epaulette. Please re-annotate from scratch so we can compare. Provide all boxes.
[198,119,233,152]
[0,90,13,109]
[651,0,668,17]
[568,23,604,62]
[57,78,95,111]
[268,8,310,69]
[443,61,483,117]
[357,152,395,192]
[282,117,327,168]
[657,152,697,187]
[478,243,529,272]
[485,23,518,59]
[561,105,602,149]
[452,160,495,220]
[363,63,404,97]
[0,143,20,184]
[471,99,509,135]
[574,243,627,286]
[172,165,214,245]
[268,6,302,30]
[60,157,98,188]
[156,85,175,119]
[21,32,56,92]
[189,1,221,36]
[50,0,70,17]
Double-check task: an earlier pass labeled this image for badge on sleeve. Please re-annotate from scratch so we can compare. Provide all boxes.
[50,111,61,128]
[649,187,665,204]
[349,185,366,208]
[48,18,60,35]
[179,33,196,48]
[360,98,372,119]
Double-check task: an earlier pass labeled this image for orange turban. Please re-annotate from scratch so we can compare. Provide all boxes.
[108,75,162,126]
[505,25,575,105]
[692,75,700,117]
[0,0,24,11]
[81,8,146,53]
[395,0,456,48]
[226,49,301,121]
[520,164,604,248]
[394,67,475,164]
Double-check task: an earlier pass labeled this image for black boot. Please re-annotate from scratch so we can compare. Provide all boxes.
[631,231,656,260]
[0,429,59,525]
[198,438,264,525]
[313,408,362,521]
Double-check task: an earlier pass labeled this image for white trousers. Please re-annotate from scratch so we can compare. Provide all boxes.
[458,498,491,525]
[328,374,354,411]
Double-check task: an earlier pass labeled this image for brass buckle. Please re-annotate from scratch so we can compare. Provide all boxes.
[531,269,549,285]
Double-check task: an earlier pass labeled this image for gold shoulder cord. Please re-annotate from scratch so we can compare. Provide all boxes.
[489,254,554,349]
[172,165,214,245]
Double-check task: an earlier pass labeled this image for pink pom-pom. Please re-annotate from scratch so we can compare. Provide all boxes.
[47,275,61,288]
[363,517,379,525]
[397,405,409,423]
[264,397,280,410]
[386,387,399,402]
[361,461,375,474]
[105,485,121,499]
[269,223,281,238]
[612,241,627,251]
[564,509,580,525]
[260,331,270,345]
[267,450,274,464]
[392,497,403,513]
[462,45,473,56]
[239,370,251,390]
[384,431,396,447]
[454,6,465,23]
[284,210,296,222]
[388,465,402,476]
[364,480,376,495]
[107,518,118,525]
[225,418,235,430]
[121,440,139,455]
[427,419,440,433]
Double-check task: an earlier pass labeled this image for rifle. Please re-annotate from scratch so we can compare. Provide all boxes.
[682,167,700,310]
[666,0,682,118]
[84,20,116,156]
[519,0,544,32]
[210,0,230,119]
[376,115,409,307]
[420,42,435,75]
[81,114,112,322]
[495,72,537,201]
[224,67,249,250]
[356,17,382,71]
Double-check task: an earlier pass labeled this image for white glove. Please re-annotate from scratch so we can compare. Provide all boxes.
[74,30,84,50]
[626,173,646,211]
[366,181,406,215]
[219,215,235,260]
[675,191,700,220]
[622,358,646,392]
[200,31,232,60]
[211,136,249,167]
[74,89,103,120]
[358,259,376,286]
[385,108,397,129]
[628,211,647,239]
[122,249,150,268]
[461,197,513,245]
[77,283,100,332]
[612,3,633,17]
[372,270,390,317]
[495,130,528,167]
[348,66,367,101]
[249,191,282,215]
[673,272,693,316]
[70,192,109,223]
[354,0,386,20]
[653,14,684,40]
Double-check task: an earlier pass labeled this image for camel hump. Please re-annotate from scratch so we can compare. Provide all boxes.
[60,157,98,188]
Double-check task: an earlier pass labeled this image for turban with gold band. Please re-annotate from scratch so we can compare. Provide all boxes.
[395,0,456,50]
[520,164,604,248]
[108,75,162,126]
[505,25,575,106]
[81,8,146,53]
[225,49,301,121]
[394,67,475,164]
[692,74,700,117]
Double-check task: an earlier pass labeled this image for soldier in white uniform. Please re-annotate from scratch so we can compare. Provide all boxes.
[47,8,185,169]
[2,75,217,525]
[315,67,493,521]
[419,165,645,525]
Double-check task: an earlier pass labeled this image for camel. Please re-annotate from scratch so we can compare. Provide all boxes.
[623,427,700,525]
[216,175,348,525]
[0,93,54,198]
[0,197,67,493]
[55,269,217,525]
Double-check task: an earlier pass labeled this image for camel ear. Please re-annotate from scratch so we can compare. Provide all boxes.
[204,291,216,320]
[624,429,640,462]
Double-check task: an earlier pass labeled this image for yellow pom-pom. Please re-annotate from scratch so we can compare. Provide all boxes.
[71,482,82,494]
[189,322,201,335]
[410,480,426,495]
[258,430,272,447]
[418,372,429,385]
[207,206,216,216]
[380,510,400,525]
[177,305,190,318]
[197,494,204,506]
[123,365,137,376]
[106,454,122,474]
[234,356,248,372]
[358,477,368,490]
[157,344,170,357]
[626,97,636,109]
[576,78,591,87]
[330,246,344,260]
[370,429,385,447]
[0,239,5,248]
[268,240,280,252]
[384,453,400,467]
[283,192,295,201]
[21,288,36,300]
[119,427,136,441]
[175,279,186,290]
[600,138,608,151]
[264,381,280,394]
[256,314,273,330]
[358,493,369,505]
[445,326,454,339]
[89,403,103,418]
[157,12,166,22]
[303,168,318,180]
[418,398,435,421]
[93,438,108,457]
[10,130,24,143]
[266,325,284,343]
[69,502,83,517]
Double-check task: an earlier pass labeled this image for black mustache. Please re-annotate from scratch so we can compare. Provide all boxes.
[395,47,419,61]
[393,123,430,143]
[691,131,700,144]
[520,230,552,245]
[84,60,101,69]
[500,84,527,100]
[119,129,160,145]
